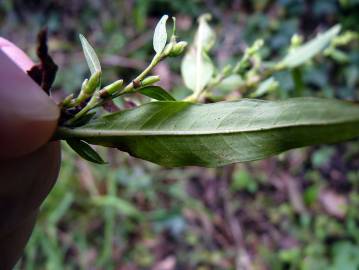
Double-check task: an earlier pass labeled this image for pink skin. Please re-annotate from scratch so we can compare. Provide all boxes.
[0,37,60,159]
[0,37,34,71]
[0,37,61,269]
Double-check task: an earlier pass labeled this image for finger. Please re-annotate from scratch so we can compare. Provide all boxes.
[0,211,38,270]
[0,142,61,236]
[0,37,34,71]
[0,40,60,159]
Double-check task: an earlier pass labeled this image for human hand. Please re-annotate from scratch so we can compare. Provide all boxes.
[0,38,60,269]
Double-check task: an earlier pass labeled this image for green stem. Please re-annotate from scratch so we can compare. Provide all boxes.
[185,64,283,102]
[97,172,116,269]
[65,94,101,126]
[114,53,163,97]
[53,126,100,140]
[65,53,165,125]
[185,69,231,102]
[291,67,304,97]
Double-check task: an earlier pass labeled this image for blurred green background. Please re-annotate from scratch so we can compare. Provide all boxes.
[1,0,359,269]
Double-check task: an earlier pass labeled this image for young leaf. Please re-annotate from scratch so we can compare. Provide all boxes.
[153,15,169,54]
[92,196,141,217]
[194,14,216,51]
[138,86,176,101]
[181,48,214,93]
[279,24,341,68]
[79,34,102,75]
[57,98,359,167]
[67,139,106,164]
[217,74,244,93]
[181,14,215,94]
[181,15,216,95]
[249,77,278,98]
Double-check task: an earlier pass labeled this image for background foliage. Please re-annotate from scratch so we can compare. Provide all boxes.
[1,0,359,269]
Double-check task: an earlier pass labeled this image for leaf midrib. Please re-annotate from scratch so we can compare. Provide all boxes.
[57,119,359,138]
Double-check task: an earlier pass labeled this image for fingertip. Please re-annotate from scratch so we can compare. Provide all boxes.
[0,46,60,159]
[0,37,34,72]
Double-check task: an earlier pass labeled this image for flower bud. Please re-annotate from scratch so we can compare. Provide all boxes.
[163,42,174,56]
[99,79,123,97]
[290,34,303,48]
[247,39,264,56]
[81,78,88,90]
[141,75,160,86]
[221,64,233,77]
[168,41,188,57]
[62,94,74,107]
[84,71,101,94]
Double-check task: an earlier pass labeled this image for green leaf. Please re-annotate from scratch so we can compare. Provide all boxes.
[181,49,214,92]
[67,139,106,164]
[138,86,176,101]
[181,14,215,93]
[153,15,169,54]
[79,34,102,75]
[194,14,216,51]
[92,196,141,217]
[249,77,278,98]
[58,98,359,167]
[280,24,341,68]
[216,75,244,93]
[66,112,96,128]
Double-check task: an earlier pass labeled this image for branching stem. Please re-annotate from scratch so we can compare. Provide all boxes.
[65,52,166,125]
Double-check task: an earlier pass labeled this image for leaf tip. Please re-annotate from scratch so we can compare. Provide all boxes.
[153,14,170,54]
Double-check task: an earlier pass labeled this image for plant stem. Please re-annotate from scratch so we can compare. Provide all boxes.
[97,172,116,269]
[65,93,101,125]
[114,53,163,97]
[291,67,304,97]
[185,64,283,102]
[188,74,227,102]
[64,52,165,125]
